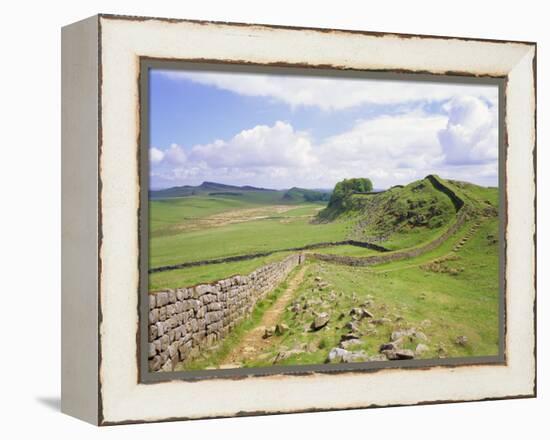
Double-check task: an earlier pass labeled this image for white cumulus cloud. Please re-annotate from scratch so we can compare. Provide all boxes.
[438,96,498,165]
[150,97,499,189]
[190,121,316,168]
[149,147,164,164]
[158,69,498,111]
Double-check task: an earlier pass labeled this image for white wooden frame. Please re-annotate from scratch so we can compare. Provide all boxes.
[61,14,536,425]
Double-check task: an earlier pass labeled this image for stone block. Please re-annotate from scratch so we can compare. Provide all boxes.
[158,306,167,321]
[160,334,170,351]
[148,308,159,324]
[181,300,194,312]
[207,301,222,311]
[168,343,179,361]
[156,291,168,307]
[161,359,173,372]
[166,304,176,317]
[149,324,158,342]
[148,294,156,310]
[168,329,175,343]
[168,290,177,304]
[149,356,161,371]
[206,311,224,325]
[194,306,204,319]
[156,321,165,337]
[176,288,189,301]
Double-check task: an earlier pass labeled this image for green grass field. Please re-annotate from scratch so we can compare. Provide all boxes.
[149,176,500,369]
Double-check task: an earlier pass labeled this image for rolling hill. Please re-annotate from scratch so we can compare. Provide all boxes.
[150,181,331,204]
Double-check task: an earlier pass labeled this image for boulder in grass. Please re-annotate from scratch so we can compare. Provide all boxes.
[382,348,415,360]
[327,347,349,363]
[275,323,289,336]
[340,332,361,342]
[345,321,361,333]
[341,350,370,363]
[311,313,330,331]
[379,341,401,352]
[340,339,362,350]
[455,335,468,346]
[263,326,276,339]
[395,349,415,360]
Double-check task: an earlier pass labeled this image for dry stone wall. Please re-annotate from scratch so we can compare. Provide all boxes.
[311,211,468,267]
[148,254,304,372]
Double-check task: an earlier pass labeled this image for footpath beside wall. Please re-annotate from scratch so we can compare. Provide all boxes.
[148,254,304,372]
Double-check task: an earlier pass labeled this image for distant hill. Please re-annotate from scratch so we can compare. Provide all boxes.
[150,181,276,199]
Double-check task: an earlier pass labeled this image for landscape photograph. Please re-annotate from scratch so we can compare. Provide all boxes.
[146,67,501,373]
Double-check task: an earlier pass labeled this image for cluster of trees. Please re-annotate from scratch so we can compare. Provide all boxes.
[283,187,331,202]
[327,177,373,209]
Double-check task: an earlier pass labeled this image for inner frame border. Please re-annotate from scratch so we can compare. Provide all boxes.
[137,58,507,384]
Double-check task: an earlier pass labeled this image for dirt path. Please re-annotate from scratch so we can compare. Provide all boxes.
[219,265,308,367]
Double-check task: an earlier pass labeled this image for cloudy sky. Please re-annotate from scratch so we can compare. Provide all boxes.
[149,69,499,190]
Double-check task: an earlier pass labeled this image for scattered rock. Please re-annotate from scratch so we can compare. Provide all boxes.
[327,347,370,363]
[382,349,399,360]
[455,335,468,346]
[350,307,374,320]
[275,323,289,336]
[340,332,361,342]
[391,349,415,360]
[273,348,305,363]
[344,321,361,333]
[391,328,428,343]
[391,330,411,341]
[371,318,391,325]
[314,276,322,282]
[379,341,401,352]
[362,308,374,319]
[340,339,362,350]
[327,347,349,363]
[311,313,330,331]
[415,343,429,355]
[290,302,302,313]
[342,351,370,363]
[263,326,275,339]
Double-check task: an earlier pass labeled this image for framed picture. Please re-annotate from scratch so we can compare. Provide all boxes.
[61,14,536,425]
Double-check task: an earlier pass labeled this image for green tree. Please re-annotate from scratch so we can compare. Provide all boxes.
[327,178,373,209]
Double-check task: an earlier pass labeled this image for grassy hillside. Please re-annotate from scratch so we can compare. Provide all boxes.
[149,175,498,294]
[316,175,498,251]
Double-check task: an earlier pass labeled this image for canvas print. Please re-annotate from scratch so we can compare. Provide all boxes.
[146,67,501,373]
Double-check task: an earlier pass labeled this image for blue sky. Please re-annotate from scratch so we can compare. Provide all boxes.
[149,68,499,190]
